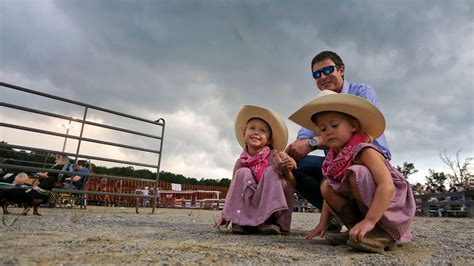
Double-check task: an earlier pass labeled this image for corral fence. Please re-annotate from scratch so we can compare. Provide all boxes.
[85,177,227,209]
[0,81,173,213]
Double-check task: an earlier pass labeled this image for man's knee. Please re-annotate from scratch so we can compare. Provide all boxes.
[296,155,325,172]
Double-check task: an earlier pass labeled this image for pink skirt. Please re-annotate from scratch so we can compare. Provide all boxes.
[222,166,295,232]
[327,162,416,243]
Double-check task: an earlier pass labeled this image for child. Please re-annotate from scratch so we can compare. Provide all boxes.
[289,90,416,252]
[214,105,295,235]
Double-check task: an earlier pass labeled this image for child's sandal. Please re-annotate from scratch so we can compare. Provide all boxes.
[325,231,349,246]
[346,227,397,253]
[258,224,281,235]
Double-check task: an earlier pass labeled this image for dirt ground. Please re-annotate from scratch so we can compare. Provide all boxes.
[0,206,472,265]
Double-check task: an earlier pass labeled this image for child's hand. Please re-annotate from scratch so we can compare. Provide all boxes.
[213,215,228,228]
[272,151,285,174]
[284,156,297,171]
[348,219,376,242]
[272,150,296,173]
[305,222,327,239]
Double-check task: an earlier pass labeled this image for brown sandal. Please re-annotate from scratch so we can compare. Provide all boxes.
[346,226,397,253]
[258,224,281,235]
[325,231,349,246]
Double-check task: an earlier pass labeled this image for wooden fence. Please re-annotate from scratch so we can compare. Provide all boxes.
[84,176,228,208]
[414,190,473,218]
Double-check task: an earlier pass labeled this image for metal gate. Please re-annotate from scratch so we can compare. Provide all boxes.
[0,81,165,213]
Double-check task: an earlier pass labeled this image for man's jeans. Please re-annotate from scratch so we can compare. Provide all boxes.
[294,155,325,210]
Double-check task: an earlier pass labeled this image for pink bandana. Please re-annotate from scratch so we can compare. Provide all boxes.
[239,146,272,183]
[322,134,367,182]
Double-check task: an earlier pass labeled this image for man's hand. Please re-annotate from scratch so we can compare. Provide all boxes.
[286,139,312,161]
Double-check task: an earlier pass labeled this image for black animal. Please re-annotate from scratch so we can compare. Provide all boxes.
[0,176,62,216]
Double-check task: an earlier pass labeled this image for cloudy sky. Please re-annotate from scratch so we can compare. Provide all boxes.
[1,0,473,185]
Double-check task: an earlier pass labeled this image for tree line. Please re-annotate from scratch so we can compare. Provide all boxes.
[396,149,473,192]
[0,141,231,187]
[2,141,471,190]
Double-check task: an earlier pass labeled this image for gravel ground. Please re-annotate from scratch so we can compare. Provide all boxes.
[0,206,473,265]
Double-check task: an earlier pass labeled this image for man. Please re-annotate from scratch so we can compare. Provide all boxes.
[274,51,391,231]
[65,160,89,190]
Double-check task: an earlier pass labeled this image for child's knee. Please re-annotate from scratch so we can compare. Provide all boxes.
[320,179,332,197]
[347,172,357,186]
[234,167,253,181]
[347,171,364,201]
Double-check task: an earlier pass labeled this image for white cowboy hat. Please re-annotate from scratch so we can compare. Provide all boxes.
[235,105,288,151]
[288,90,386,139]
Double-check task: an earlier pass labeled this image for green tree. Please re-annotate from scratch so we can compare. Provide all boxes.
[2,140,230,187]
[425,169,448,191]
[396,162,418,179]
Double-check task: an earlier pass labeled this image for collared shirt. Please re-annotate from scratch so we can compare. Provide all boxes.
[297,80,392,160]
[73,167,90,190]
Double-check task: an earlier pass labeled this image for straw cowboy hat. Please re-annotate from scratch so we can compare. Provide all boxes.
[288,90,386,139]
[235,105,288,151]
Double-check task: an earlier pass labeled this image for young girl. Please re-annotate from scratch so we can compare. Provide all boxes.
[214,105,295,235]
[289,90,416,252]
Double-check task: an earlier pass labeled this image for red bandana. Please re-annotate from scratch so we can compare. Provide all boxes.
[239,146,272,183]
[322,134,367,182]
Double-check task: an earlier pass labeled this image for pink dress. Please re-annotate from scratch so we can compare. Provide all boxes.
[326,143,416,243]
[222,154,295,232]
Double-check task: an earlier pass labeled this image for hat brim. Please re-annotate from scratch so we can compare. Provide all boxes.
[235,105,288,151]
[289,93,385,139]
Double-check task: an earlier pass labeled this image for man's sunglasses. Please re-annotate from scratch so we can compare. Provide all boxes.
[312,65,338,79]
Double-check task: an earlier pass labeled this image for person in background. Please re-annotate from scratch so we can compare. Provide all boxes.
[67,160,89,190]
[37,154,72,179]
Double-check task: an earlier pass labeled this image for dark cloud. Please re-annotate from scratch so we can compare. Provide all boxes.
[1,0,472,182]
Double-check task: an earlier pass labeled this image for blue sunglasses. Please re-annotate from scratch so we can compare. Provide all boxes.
[312,65,337,79]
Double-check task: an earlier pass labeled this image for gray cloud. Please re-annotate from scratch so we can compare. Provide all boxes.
[1,0,472,183]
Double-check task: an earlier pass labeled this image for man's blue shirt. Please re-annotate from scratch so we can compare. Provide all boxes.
[73,167,90,190]
[297,80,392,160]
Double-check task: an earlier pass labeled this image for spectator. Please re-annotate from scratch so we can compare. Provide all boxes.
[63,160,89,190]
[37,155,72,180]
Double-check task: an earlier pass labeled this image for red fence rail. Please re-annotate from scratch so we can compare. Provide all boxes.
[85,176,228,208]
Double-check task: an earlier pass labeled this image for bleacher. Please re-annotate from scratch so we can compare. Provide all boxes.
[414,190,473,218]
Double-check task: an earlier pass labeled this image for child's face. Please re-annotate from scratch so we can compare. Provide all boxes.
[315,112,357,150]
[243,118,271,154]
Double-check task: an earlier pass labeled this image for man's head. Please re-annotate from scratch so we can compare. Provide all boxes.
[75,160,87,169]
[311,51,345,93]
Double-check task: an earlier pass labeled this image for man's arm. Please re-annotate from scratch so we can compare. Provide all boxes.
[285,127,317,160]
[296,127,316,140]
[347,82,392,160]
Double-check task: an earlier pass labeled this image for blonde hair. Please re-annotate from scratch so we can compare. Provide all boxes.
[15,172,28,179]
[314,111,374,143]
[13,172,29,185]
[55,155,71,166]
